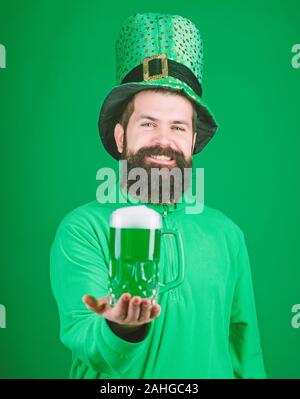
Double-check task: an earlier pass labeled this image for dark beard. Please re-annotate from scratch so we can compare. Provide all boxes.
[120,141,192,204]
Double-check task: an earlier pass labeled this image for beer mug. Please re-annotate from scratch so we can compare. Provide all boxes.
[108,205,185,306]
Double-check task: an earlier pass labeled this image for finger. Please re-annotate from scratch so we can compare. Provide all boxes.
[150,303,161,319]
[138,299,151,322]
[114,293,131,321]
[82,295,96,308]
[124,296,142,323]
[82,295,109,314]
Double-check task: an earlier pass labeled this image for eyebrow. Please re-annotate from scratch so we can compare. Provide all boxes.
[138,115,190,127]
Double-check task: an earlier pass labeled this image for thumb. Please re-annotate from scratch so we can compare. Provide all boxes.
[82,295,110,314]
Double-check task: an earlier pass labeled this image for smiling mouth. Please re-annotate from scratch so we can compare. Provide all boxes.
[145,154,176,166]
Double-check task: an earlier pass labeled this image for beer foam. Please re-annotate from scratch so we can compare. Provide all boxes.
[110,205,162,229]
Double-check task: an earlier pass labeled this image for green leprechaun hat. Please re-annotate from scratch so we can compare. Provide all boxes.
[98,12,218,160]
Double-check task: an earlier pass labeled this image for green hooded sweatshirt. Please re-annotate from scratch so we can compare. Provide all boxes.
[50,180,266,379]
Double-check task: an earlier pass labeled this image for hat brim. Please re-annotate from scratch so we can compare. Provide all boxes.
[98,78,218,160]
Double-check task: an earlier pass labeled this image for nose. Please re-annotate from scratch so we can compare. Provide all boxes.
[152,126,173,148]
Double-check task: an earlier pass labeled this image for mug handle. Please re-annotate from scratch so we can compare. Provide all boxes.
[158,228,185,294]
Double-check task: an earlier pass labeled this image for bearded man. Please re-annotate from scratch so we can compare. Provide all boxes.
[50,13,266,379]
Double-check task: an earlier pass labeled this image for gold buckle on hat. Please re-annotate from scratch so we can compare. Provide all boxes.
[142,53,168,81]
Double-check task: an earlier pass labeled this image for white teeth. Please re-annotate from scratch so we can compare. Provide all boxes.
[150,155,172,161]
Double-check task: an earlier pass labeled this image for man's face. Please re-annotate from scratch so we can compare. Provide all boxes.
[115,90,196,163]
[114,90,197,203]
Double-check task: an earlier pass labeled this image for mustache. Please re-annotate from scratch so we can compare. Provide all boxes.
[131,145,186,162]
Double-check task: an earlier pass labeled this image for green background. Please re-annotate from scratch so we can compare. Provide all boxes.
[0,0,299,378]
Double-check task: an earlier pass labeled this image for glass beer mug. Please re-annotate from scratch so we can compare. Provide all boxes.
[108,205,185,306]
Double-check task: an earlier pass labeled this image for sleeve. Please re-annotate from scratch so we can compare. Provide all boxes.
[229,231,267,379]
[49,215,153,376]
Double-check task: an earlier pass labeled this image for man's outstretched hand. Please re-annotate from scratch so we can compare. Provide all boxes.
[82,293,161,330]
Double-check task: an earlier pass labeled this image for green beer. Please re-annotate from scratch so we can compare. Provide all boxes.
[108,206,162,306]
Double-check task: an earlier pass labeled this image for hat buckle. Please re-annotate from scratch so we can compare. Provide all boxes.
[142,53,168,82]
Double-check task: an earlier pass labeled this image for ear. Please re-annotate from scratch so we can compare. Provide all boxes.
[114,123,124,153]
[192,132,197,152]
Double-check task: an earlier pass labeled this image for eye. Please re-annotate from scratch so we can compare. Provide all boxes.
[172,126,185,132]
[141,122,154,127]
